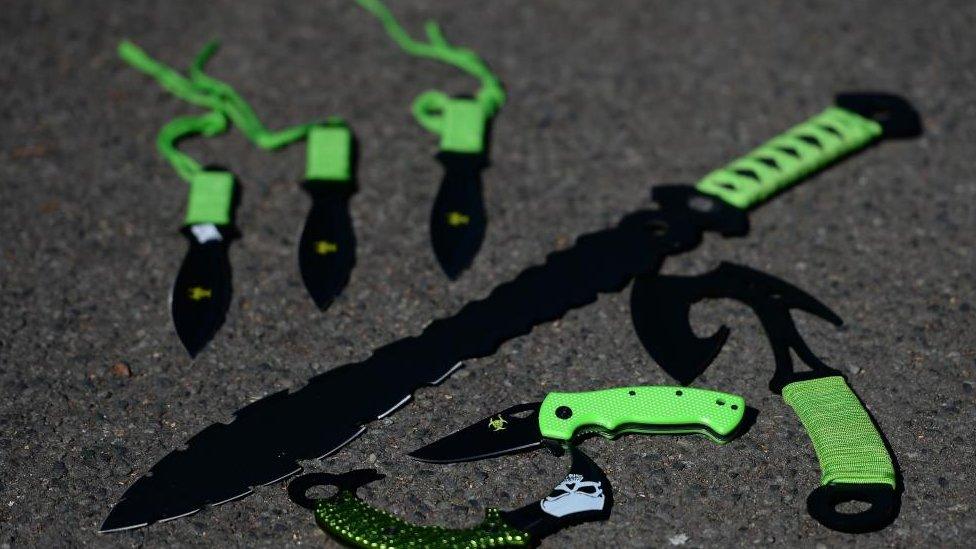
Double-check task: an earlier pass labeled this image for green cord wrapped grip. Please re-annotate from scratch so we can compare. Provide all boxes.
[315,491,530,548]
[782,376,895,488]
[538,386,745,443]
[306,122,353,182]
[184,170,234,226]
[696,107,883,209]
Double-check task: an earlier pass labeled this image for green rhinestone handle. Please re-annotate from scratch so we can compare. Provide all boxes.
[315,491,531,549]
[695,106,883,209]
[782,376,896,488]
[537,386,745,444]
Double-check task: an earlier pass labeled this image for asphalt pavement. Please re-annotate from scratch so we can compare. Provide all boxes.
[1,1,974,547]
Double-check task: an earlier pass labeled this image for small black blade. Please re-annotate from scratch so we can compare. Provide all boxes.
[408,402,543,463]
[430,152,487,280]
[171,226,232,357]
[298,183,356,310]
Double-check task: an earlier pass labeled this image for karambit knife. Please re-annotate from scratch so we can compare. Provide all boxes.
[288,446,610,549]
[100,93,918,532]
[298,121,357,310]
[632,262,902,533]
[357,0,504,279]
[409,386,745,463]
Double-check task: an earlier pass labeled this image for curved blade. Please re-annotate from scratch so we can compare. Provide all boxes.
[430,152,487,280]
[501,446,613,540]
[170,225,232,358]
[408,402,543,463]
[298,184,356,310]
[630,271,729,385]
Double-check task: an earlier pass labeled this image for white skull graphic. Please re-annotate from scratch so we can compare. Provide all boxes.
[539,473,605,517]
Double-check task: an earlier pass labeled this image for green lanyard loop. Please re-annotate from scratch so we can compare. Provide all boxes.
[356,0,505,153]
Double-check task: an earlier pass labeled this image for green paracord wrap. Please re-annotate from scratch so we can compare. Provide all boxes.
[782,376,896,488]
[696,107,883,209]
[315,491,531,548]
[355,0,505,154]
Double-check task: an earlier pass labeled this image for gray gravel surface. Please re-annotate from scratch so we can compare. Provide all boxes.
[1,0,974,547]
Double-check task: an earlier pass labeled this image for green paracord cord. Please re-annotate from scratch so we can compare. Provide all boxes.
[120,39,353,224]
[696,107,883,209]
[315,491,531,548]
[355,0,505,154]
[782,376,896,489]
[120,40,326,151]
[156,111,228,183]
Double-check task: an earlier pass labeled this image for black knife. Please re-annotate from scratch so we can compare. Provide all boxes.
[298,121,357,309]
[171,169,237,358]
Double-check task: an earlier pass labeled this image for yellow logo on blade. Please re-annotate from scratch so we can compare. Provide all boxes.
[187,286,212,301]
[314,240,338,255]
[487,415,508,432]
[447,211,470,227]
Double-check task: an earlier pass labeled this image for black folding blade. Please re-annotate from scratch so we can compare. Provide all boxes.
[430,152,487,280]
[408,402,543,463]
[298,183,356,310]
[502,445,613,540]
[170,226,232,358]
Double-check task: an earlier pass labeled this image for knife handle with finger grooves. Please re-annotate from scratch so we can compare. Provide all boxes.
[538,386,745,444]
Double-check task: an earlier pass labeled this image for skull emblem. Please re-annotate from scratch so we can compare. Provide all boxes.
[539,473,605,517]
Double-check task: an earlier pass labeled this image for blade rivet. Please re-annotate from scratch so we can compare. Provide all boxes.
[555,406,573,419]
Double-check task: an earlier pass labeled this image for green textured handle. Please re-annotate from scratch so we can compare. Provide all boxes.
[305,121,353,182]
[696,106,883,209]
[184,170,234,226]
[782,376,895,488]
[315,491,531,548]
[537,386,744,443]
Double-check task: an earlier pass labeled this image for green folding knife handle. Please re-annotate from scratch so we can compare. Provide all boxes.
[315,491,531,549]
[782,376,895,489]
[696,105,882,210]
[537,386,745,443]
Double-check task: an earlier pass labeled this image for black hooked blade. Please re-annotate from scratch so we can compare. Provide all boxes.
[408,402,543,463]
[298,183,356,310]
[501,445,613,540]
[430,152,487,280]
[631,262,844,387]
[171,226,232,358]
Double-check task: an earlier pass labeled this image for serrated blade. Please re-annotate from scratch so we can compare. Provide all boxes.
[298,184,356,310]
[408,402,543,463]
[171,225,232,358]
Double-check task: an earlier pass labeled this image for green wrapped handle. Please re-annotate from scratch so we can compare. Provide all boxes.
[696,107,882,209]
[782,375,898,532]
[289,472,531,549]
[538,386,745,444]
[695,93,921,210]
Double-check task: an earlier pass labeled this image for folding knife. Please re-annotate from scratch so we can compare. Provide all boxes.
[410,385,745,463]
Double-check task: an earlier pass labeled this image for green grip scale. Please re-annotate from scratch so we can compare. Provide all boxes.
[537,386,745,444]
[184,170,234,226]
[782,376,895,488]
[696,106,883,209]
[315,491,531,549]
[305,121,353,182]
